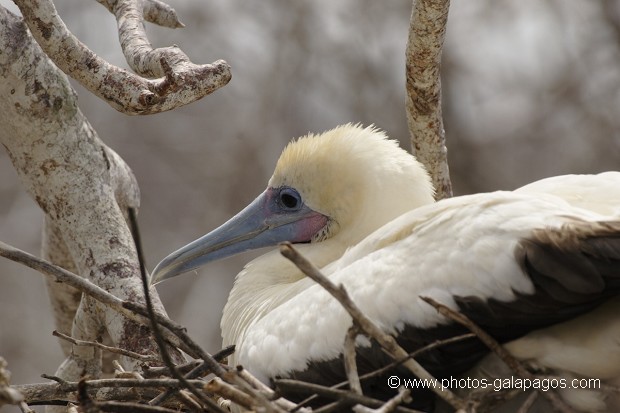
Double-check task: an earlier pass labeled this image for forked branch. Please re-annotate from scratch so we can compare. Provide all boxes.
[13,0,231,114]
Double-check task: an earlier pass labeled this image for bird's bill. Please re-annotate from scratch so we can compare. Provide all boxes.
[150,188,327,285]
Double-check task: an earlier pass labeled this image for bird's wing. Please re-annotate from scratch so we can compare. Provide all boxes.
[515,171,620,217]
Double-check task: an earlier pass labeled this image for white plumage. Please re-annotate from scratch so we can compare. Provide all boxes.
[152,124,620,412]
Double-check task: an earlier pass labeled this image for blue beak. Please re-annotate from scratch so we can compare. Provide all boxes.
[150,187,328,285]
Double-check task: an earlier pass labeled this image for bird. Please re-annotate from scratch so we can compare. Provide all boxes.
[151,124,620,412]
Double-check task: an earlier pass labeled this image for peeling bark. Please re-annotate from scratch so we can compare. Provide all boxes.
[406,0,453,199]
[0,5,183,386]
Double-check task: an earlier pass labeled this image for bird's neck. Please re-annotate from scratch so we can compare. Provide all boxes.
[221,240,346,357]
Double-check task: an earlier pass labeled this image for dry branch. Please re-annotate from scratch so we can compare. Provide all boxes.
[344,326,363,395]
[205,378,254,410]
[13,0,230,114]
[275,380,422,413]
[353,387,412,413]
[53,331,160,363]
[13,378,202,408]
[406,0,452,199]
[128,208,226,413]
[279,243,467,411]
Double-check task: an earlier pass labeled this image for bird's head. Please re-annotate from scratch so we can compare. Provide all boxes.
[151,124,434,284]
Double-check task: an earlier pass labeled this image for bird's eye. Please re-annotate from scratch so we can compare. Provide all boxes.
[278,187,302,210]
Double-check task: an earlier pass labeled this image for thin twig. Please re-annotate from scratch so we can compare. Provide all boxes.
[53,330,159,362]
[17,401,34,413]
[0,241,195,357]
[344,326,363,395]
[280,243,467,411]
[205,378,254,410]
[358,333,476,384]
[516,391,538,413]
[275,379,423,413]
[128,208,225,413]
[14,378,208,407]
[131,209,282,413]
[420,296,576,413]
[353,387,412,413]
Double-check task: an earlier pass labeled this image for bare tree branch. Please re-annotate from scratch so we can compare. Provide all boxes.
[406,0,453,199]
[12,0,231,114]
[279,243,467,411]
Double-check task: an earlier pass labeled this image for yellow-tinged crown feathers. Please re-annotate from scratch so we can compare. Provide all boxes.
[268,124,435,243]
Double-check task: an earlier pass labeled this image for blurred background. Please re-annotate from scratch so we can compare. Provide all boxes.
[0,0,619,404]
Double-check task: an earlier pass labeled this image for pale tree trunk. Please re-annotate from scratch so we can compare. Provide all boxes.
[0,0,230,392]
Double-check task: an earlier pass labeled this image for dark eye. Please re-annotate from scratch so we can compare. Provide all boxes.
[278,187,302,210]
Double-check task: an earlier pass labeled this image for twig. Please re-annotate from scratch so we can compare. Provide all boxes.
[0,241,194,357]
[14,378,207,407]
[38,377,206,389]
[353,387,412,413]
[236,367,312,413]
[80,379,182,413]
[406,0,453,199]
[131,209,283,413]
[312,401,348,413]
[128,208,224,413]
[516,391,538,413]
[17,401,34,413]
[128,208,284,413]
[357,333,476,385]
[147,345,234,406]
[93,401,180,413]
[280,243,467,411]
[344,326,363,395]
[13,0,230,114]
[53,330,160,362]
[275,379,423,413]
[205,378,254,410]
[420,296,576,413]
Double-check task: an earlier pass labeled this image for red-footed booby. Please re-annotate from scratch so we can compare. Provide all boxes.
[152,124,620,412]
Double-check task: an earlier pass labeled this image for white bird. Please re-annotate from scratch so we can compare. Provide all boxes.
[152,124,620,412]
